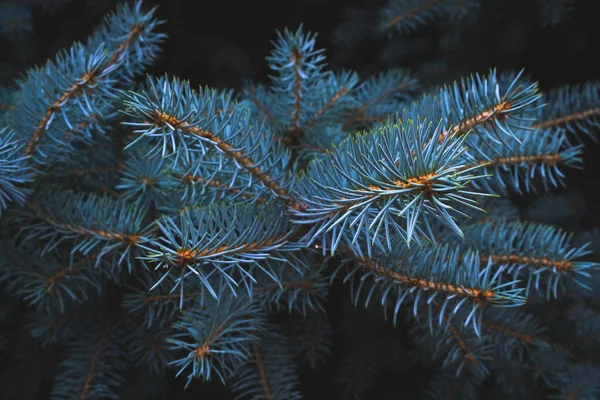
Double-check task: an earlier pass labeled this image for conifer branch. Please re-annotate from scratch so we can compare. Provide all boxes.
[141,292,202,305]
[126,78,302,209]
[533,108,600,130]
[245,85,274,122]
[446,317,477,365]
[1,2,598,397]
[78,326,109,400]
[437,99,514,143]
[359,256,495,302]
[253,343,273,400]
[24,24,144,156]
[483,322,536,344]
[305,85,350,128]
[26,201,142,246]
[179,173,267,204]
[382,0,443,32]
[290,50,303,134]
[483,153,562,167]
[484,254,573,271]
[155,114,293,206]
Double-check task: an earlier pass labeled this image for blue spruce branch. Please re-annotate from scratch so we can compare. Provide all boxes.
[0,0,599,399]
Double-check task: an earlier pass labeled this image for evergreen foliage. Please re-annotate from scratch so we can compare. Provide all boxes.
[0,0,599,399]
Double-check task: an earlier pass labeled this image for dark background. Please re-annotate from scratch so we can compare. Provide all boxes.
[1,0,599,398]
[2,0,600,90]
